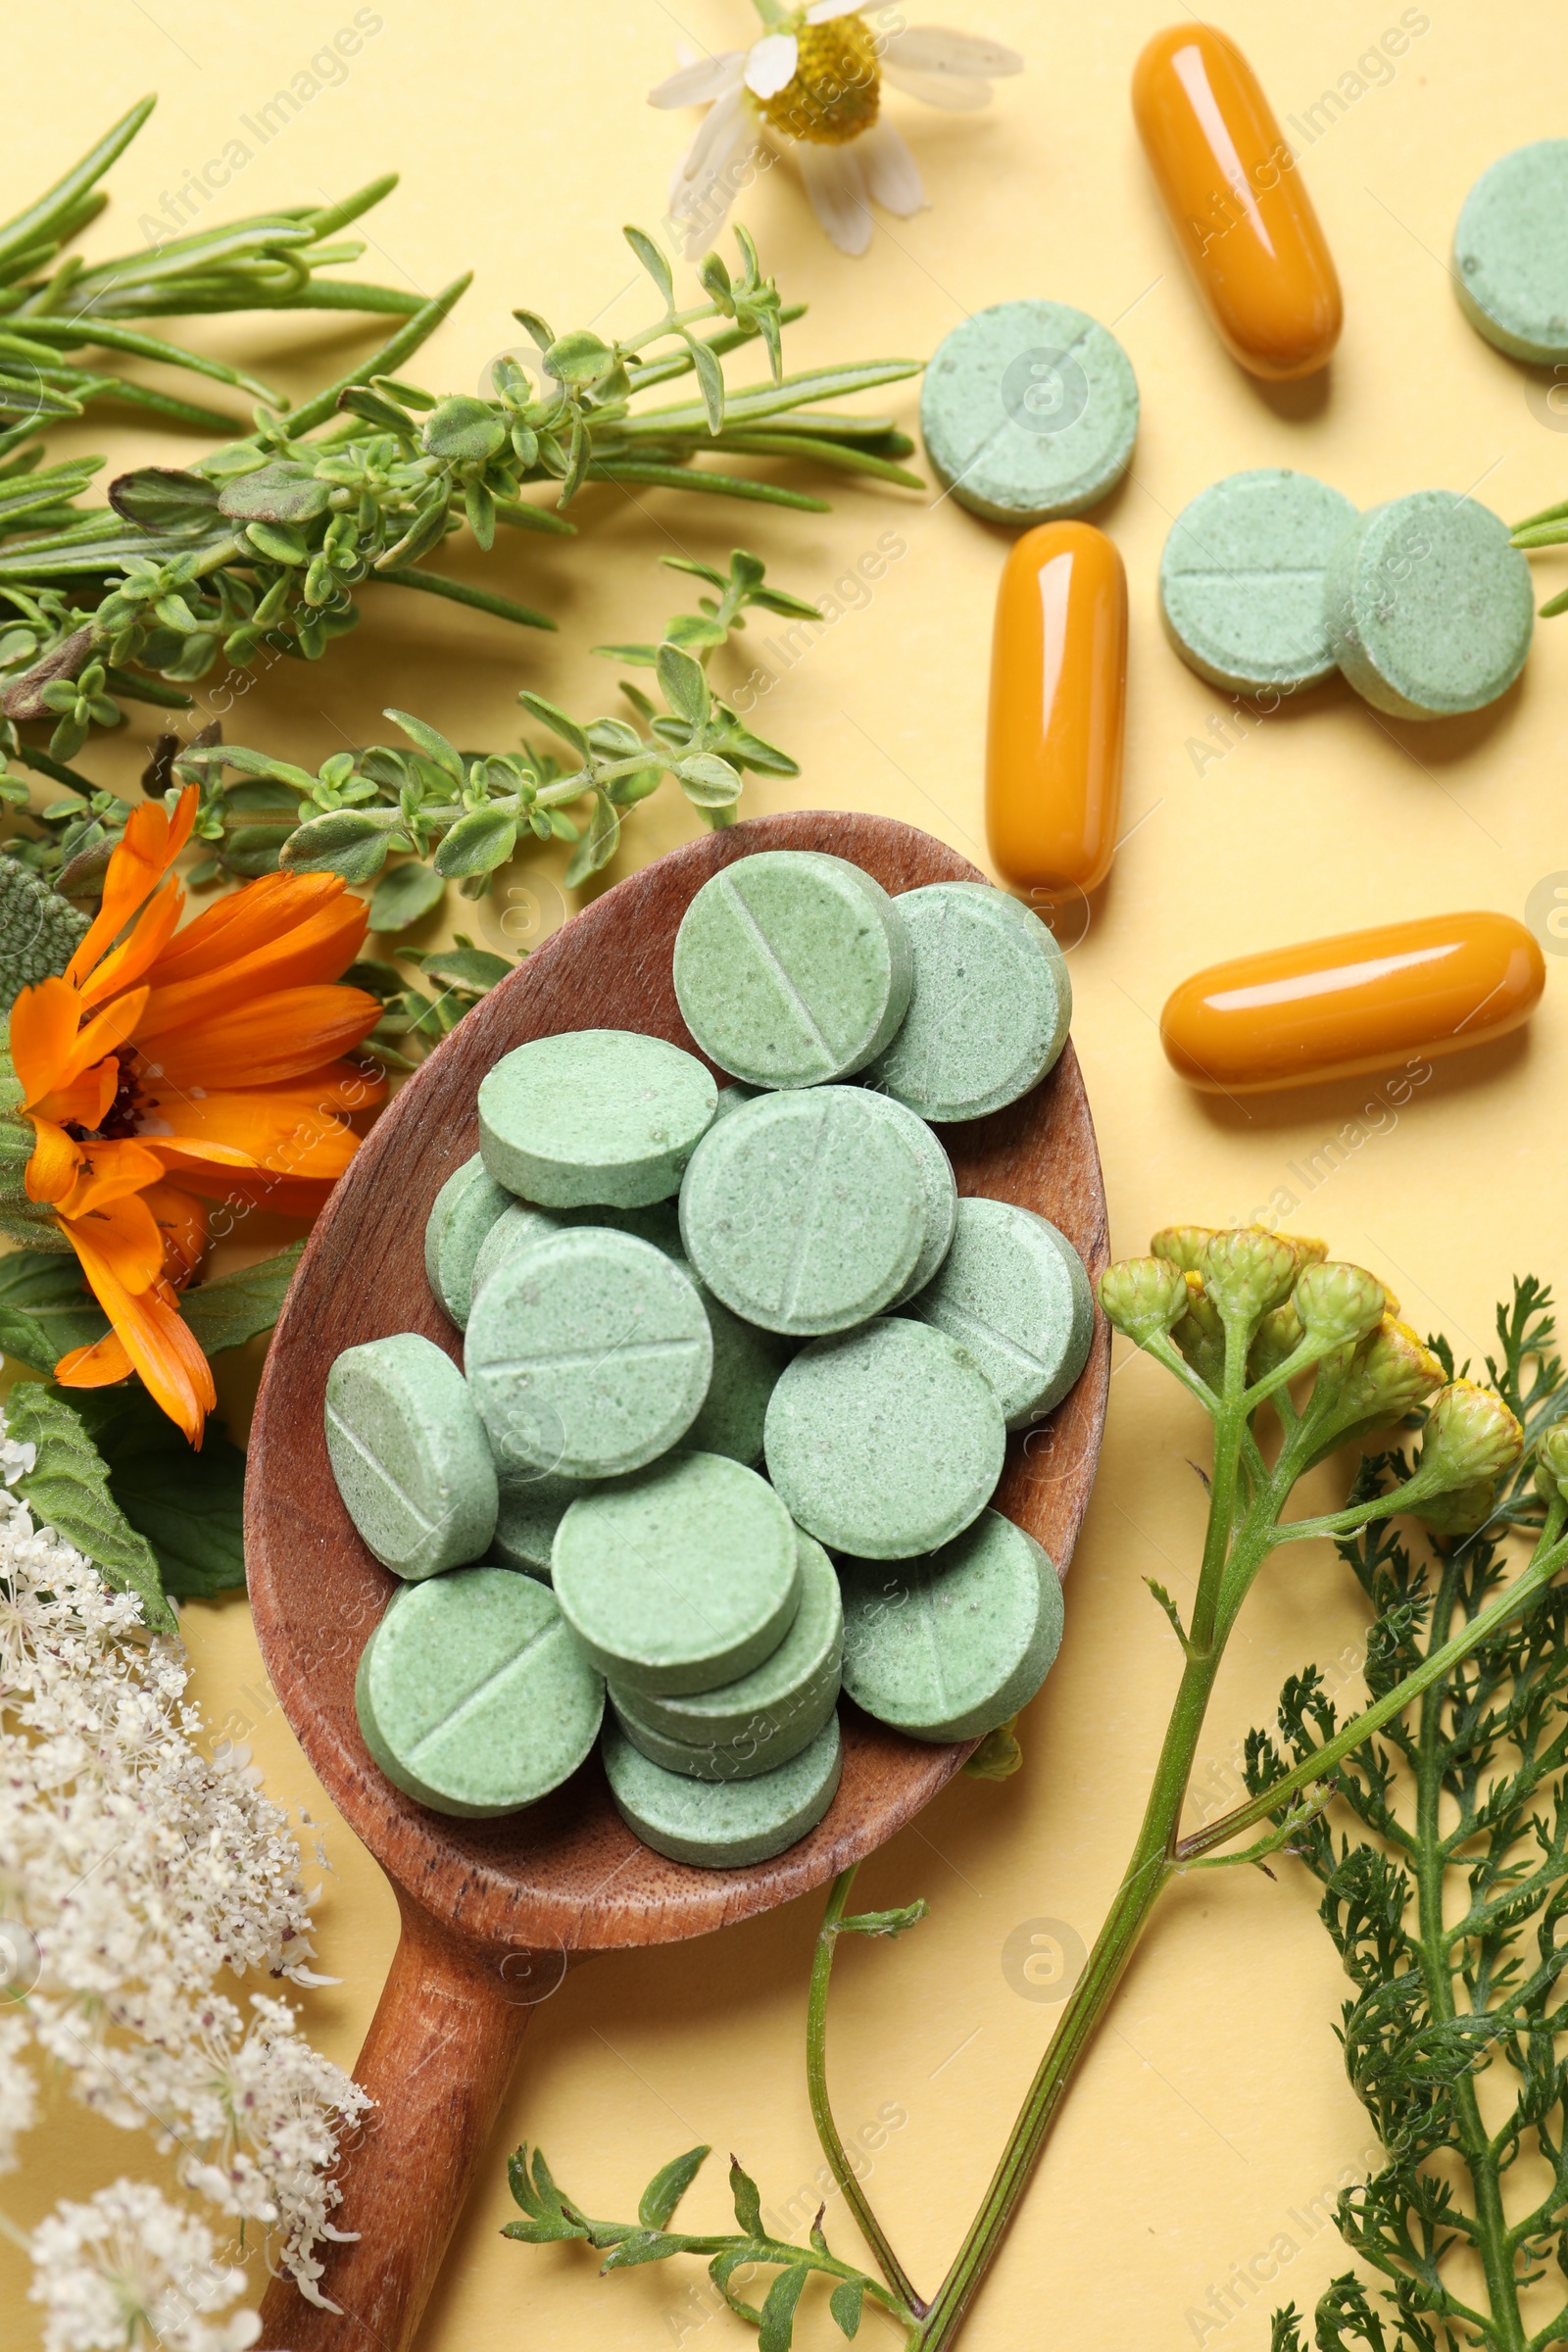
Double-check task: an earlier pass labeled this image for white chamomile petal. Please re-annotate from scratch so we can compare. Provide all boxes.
[667,87,757,253]
[805,0,865,20]
[648,50,746,109]
[857,121,926,217]
[745,32,801,99]
[883,26,1024,76]
[882,60,993,110]
[798,140,874,256]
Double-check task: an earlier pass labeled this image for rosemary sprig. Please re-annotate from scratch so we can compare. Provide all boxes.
[1264,1278,1568,2352]
[0,223,919,759]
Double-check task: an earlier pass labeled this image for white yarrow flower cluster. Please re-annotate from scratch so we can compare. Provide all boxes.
[0,1429,368,2342]
[651,1,1022,257]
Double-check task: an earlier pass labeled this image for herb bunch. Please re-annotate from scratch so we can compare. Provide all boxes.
[1266,1279,1568,2352]
[505,1230,1568,2351]
[0,220,919,760]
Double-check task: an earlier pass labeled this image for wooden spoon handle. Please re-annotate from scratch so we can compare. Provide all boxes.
[258,1893,547,2351]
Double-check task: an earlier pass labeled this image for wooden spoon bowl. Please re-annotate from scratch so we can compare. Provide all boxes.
[249,811,1107,2350]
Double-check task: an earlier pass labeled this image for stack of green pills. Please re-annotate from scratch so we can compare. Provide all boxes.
[324,849,1096,1868]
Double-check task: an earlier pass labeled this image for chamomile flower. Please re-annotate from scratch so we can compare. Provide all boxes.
[651,1,1022,259]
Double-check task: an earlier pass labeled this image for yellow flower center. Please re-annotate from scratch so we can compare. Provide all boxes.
[757,14,881,145]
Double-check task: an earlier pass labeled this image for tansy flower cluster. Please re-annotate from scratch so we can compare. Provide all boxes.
[4,786,382,1443]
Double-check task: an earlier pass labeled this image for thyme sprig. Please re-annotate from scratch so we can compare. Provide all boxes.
[0,222,919,755]
[504,1232,1568,2352]
[1265,1279,1568,2352]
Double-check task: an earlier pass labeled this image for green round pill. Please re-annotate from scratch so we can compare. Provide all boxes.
[1159,468,1358,695]
[478,1028,716,1208]
[1324,491,1535,718]
[425,1153,513,1329]
[491,1469,582,1579]
[679,1086,925,1338]
[356,1566,604,1816]
[673,851,912,1089]
[602,1713,842,1868]
[325,1331,497,1580]
[920,299,1139,524]
[838,1509,1062,1742]
[1454,140,1568,364]
[856,1087,957,1306]
[764,1317,1005,1560]
[910,1198,1093,1430]
[864,883,1071,1124]
[469,1200,561,1314]
[465,1226,712,1480]
[553,1449,801,1694]
[611,1531,842,1772]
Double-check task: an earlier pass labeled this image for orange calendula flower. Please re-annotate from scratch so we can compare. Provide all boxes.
[3,787,383,1444]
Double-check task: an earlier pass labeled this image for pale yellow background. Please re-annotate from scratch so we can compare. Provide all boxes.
[4,4,1565,2346]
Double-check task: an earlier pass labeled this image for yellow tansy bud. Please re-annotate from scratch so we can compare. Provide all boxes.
[1173,1274,1226,1391]
[1293,1261,1390,1352]
[1150,1225,1214,1274]
[1416,1381,1524,1494]
[1535,1423,1568,1503]
[1200,1228,1303,1323]
[1099,1256,1190,1346]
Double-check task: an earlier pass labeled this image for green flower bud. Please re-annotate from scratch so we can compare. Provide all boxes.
[1415,1381,1523,1494]
[1293,1261,1390,1351]
[1534,1423,1568,1503]
[1314,1317,1446,1451]
[1199,1227,1304,1323]
[1407,1481,1498,1537]
[1173,1275,1226,1391]
[1150,1225,1214,1274]
[1249,1299,1303,1386]
[1099,1256,1190,1346]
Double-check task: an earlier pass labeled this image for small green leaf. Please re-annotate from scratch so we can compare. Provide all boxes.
[963,1718,1023,1779]
[421,395,507,466]
[600,2230,686,2272]
[591,641,659,667]
[62,1386,246,1599]
[280,807,397,883]
[638,2144,710,2230]
[564,792,618,887]
[760,2263,810,2352]
[517,690,590,762]
[545,329,616,388]
[624,224,674,308]
[384,709,463,780]
[687,332,725,436]
[657,642,710,728]
[243,518,310,565]
[729,2155,763,2239]
[0,1249,108,1370]
[404,944,513,992]
[368,860,445,932]
[434,806,518,879]
[836,1899,929,1938]
[217,461,333,524]
[8,1382,172,1634]
[500,2217,587,2244]
[674,754,742,809]
[829,2278,864,2338]
[664,612,728,652]
[106,467,220,533]
[178,1245,305,1357]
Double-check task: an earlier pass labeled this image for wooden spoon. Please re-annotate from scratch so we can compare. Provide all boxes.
[249,811,1107,2351]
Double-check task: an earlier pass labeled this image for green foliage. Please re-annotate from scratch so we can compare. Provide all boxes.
[1255,1280,1568,2351]
[176,1242,305,1358]
[62,1385,245,1598]
[501,2140,901,2344]
[0,221,919,771]
[7,1379,173,1633]
[154,550,802,909]
[0,1245,108,1363]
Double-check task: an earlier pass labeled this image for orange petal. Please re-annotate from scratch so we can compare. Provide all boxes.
[60,1242,213,1444]
[65,788,198,987]
[24,1117,84,1204]
[27,1059,118,1134]
[11,977,82,1105]
[75,876,184,1012]
[55,1327,134,1388]
[172,1165,341,1218]
[61,987,150,1087]
[150,871,345,984]
[141,1178,209,1289]
[135,896,369,1039]
[142,1064,384,1172]
[136,987,381,1090]
[144,1135,259,1171]
[61,1188,166,1293]
[61,1138,169,1217]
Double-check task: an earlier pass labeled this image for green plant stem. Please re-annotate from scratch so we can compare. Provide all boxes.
[1177,1512,1568,1864]
[807,1869,927,2319]
[1412,1546,1527,2352]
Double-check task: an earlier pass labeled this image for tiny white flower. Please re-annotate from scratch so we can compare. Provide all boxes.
[649,5,1022,258]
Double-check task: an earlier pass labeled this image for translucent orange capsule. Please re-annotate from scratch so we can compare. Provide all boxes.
[986,521,1128,899]
[1161,913,1545,1093]
[1132,23,1343,380]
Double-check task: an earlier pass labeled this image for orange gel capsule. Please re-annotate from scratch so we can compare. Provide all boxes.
[986,521,1128,899]
[1132,23,1343,380]
[1160,913,1546,1094]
